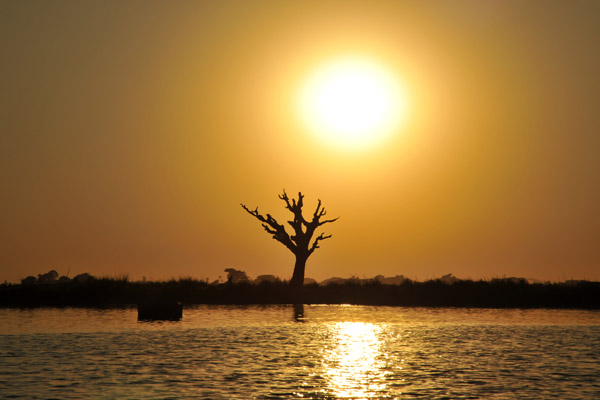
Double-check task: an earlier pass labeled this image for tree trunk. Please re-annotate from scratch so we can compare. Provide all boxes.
[290,253,307,288]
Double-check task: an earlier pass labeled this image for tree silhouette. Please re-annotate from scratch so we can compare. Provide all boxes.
[241,191,338,288]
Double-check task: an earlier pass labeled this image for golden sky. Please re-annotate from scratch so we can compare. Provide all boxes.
[1,1,599,283]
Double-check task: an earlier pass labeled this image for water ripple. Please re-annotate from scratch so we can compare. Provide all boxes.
[0,306,599,399]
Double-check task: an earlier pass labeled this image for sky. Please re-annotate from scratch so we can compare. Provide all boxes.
[1,0,599,283]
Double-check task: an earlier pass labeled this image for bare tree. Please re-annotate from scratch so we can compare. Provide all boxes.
[241,191,338,288]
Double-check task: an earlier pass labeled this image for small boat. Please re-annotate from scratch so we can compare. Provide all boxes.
[137,300,183,321]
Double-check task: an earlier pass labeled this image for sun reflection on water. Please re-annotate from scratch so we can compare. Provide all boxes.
[322,322,389,398]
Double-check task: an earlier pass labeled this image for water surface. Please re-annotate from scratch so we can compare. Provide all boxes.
[1,306,599,399]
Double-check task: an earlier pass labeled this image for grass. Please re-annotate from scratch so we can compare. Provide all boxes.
[1,277,598,309]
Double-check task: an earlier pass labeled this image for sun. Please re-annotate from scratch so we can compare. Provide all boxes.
[298,57,408,150]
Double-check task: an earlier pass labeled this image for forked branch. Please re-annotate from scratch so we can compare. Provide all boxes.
[241,203,296,252]
[308,232,332,255]
[310,199,339,228]
[279,190,307,243]
[242,191,338,259]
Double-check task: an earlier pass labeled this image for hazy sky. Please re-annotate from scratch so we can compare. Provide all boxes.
[2,1,599,283]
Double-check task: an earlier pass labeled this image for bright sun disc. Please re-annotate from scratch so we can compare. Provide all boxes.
[299,58,408,150]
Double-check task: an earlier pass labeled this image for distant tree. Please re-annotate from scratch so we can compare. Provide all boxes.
[224,268,250,284]
[254,274,279,284]
[21,276,37,285]
[241,190,338,288]
[37,270,58,284]
[73,273,95,283]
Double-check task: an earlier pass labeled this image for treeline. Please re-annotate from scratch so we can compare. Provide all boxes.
[1,276,598,309]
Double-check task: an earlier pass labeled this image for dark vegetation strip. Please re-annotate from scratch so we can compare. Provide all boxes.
[1,278,599,309]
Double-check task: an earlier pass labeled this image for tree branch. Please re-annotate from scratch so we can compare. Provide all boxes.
[242,192,338,259]
[241,203,297,252]
[308,199,339,228]
[318,216,339,226]
[279,190,307,245]
[308,232,332,255]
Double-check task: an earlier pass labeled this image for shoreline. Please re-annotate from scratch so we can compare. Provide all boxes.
[1,279,599,309]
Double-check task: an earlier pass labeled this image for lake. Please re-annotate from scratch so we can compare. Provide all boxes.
[1,305,599,399]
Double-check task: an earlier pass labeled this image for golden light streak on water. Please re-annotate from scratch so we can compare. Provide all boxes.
[322,322,390,398]
[1,307,599,398]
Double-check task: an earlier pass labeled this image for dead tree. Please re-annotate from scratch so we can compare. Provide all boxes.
[241,191,338,288]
